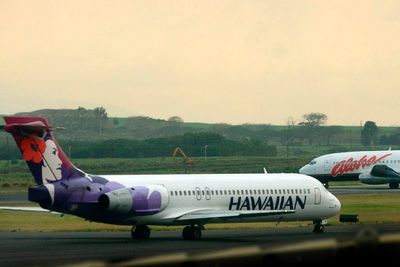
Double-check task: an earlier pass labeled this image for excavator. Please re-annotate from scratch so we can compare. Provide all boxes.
[172,147,194,165]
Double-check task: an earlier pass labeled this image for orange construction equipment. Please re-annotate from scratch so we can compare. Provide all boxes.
[172,147,194,165]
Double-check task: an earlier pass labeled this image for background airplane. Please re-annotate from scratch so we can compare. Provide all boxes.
[299,149,400,189]
[1,116,340,239]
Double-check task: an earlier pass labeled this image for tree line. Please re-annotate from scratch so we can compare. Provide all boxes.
[0,132,277,160]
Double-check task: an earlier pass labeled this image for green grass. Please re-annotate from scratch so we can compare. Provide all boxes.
[0,156,309,187]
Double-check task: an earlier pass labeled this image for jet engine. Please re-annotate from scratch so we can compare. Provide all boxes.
[98,185,169,215]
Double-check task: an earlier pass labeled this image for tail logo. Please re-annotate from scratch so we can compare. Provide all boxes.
[21,137,46,163]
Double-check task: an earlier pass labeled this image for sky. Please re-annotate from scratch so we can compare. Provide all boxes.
[1,0,400,126]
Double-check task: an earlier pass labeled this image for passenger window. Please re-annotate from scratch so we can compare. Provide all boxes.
[171,191,174,196]
[295,189,298,194]
[262,189,265,194]
[278,189,281,194]
[179,191,182,196]
[188,191,191,196]
[291,189,294,194]
[245,190,248,195]
[184,191,187,196]
[216,190,219,195]
[274,189,277,194]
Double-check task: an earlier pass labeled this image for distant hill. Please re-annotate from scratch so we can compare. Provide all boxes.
[9,108,281,142]
[2,108,400,151]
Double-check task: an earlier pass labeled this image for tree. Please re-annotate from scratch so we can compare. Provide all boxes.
[298,112,328,145]
[361,121,378,146]
[168,116,184,123]
[94,107,108,135]
[299,112,327,126]
[284,117,296,157]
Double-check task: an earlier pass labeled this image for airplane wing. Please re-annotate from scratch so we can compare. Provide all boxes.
[166,209,295,222]
[370,165,400,178]
[359,164,400,187]
[0,206,61,214]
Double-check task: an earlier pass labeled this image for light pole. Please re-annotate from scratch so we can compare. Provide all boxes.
[204,145,208,161]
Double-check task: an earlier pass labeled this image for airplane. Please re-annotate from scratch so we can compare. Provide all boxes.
[299,149,400,189]
[0,116,341,239]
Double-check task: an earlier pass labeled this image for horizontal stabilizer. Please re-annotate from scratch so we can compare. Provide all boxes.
[0,206,60,214]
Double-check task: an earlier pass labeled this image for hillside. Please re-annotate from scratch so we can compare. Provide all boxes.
[1,108,400,160]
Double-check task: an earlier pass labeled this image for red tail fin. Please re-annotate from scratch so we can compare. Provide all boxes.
[3,116,85,185]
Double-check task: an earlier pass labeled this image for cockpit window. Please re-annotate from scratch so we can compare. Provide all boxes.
[308,160,317,165]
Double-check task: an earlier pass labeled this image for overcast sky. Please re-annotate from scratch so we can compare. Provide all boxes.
[1,0,400,125]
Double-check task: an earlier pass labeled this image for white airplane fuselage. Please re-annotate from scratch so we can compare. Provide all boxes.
[90,173,340,226]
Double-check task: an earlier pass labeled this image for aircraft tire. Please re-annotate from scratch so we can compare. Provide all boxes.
[131,225,151,239]
[389,182,399,189]
[182,226,202,240]
[313,223,324,234]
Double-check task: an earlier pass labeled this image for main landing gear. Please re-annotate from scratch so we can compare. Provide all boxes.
[131,225,151,239]
[313,220,325,234]
[389,182,399,189]
[182,225,202,240]
[131,224,203,240]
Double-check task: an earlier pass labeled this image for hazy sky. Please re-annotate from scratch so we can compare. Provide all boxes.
[1,1,400,125]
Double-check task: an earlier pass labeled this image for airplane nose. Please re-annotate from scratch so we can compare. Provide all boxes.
[299,166,307,174]
[331,195,341,214]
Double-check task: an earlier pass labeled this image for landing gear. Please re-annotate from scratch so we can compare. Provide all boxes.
[182,225,202,240]
[131,225,151,239]
[389,182,399,189]
[313,220,324,234]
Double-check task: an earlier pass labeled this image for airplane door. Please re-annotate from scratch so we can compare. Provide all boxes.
[324,156,332,172]
[205,187,211,200]
[314,188,321,205]
[195,187,202,201]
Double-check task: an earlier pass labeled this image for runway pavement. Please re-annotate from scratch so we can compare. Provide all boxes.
[1,224,400,267]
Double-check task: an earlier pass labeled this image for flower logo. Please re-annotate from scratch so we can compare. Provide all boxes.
[21,137,46,163]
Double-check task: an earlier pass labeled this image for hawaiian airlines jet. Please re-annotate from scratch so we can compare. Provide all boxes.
[299,150,400,189]
[0,117,340,239]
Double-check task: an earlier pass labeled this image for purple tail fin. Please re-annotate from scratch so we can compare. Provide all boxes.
[3,116,85,185]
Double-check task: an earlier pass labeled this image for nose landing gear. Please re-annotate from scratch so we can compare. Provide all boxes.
[313,220,325,233]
